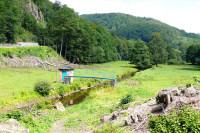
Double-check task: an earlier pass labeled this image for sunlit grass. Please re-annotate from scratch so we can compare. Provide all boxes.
[62,64,200,130]
[2,64,200,132]
[0,61,134,108]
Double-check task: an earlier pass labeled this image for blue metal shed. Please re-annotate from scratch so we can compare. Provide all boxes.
[59,66,74,82]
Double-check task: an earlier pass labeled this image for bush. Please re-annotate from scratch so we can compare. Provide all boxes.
[34,81,51,96]
[149,107,200,133]
[57,85,65,97]
[120,94,133,105]
[6,110,24,121]
[70,83,81,91]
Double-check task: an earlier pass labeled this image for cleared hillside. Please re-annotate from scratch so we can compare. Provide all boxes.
[0,46,66,68]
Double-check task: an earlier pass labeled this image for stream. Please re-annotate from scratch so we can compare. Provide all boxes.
[59,71,138,106]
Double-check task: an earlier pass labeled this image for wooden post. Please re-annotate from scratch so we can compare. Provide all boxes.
[111,79,117,87]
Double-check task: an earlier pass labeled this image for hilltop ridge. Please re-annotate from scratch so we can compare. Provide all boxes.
[82,13,200,48]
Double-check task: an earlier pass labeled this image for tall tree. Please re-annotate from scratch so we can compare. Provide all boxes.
[186,44,200,65]
[148,32,168,66]
[129,41,151,69]
[167,46,182,64]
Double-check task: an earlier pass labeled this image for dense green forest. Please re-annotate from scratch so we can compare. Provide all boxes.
[0,0,200,65]
[0,0,120,63]
[82,13,200,44]
[82,13,200,63]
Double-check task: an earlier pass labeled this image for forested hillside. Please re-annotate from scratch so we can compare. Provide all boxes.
[82,13,200,48]
[0,0,119,63]
[1,0,200,65]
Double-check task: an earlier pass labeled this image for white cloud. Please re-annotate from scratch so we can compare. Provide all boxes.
[50,0,200,33]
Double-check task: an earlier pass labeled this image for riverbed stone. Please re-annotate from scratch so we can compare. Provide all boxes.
[55,102,65,112]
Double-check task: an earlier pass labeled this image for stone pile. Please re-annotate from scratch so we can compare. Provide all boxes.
[100,85,200,132]
[0,56,68,70]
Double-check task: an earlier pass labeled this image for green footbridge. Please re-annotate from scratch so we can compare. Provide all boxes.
[64,75,117,86]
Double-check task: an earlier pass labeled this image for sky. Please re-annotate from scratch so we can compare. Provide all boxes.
[50,0,200,33]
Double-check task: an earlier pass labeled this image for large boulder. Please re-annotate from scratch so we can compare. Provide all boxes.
[156,90,172,108]
[156,88,181,108]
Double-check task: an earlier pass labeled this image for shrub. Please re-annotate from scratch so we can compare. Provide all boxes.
[57,85,65,97]
[149,107,200,133]
[120,94,133,105]
[6,110,24,121]
[34,81,51,96]
[70,83,81,91]
[87,82,92,87]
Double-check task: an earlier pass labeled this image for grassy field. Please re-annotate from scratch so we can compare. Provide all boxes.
[0,61,134,108]
[75,61,134,78]
[0,64,200,132]
[60,65,200,131]
[0,68,56,106]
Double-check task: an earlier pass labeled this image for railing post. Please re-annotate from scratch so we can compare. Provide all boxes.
[111,79,117,87]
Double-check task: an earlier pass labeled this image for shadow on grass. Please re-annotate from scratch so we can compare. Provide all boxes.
[120,65,135,68]
[178,65,200,71]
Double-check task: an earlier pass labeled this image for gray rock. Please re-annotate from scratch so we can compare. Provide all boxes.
[55,102,65,112]
[130,115,138,123]
[156,90,172,107]
[124,118,132,126]
[137,114,143,122]
[170,88,181,96]
[183,87,199,97]
[25,0,44,21]
[100,115,112,123]
[111,112,118,120]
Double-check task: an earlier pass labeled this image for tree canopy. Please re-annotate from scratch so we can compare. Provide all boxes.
[129,40,151,69]
[186,44,200,65]
[148,32,168,66]
[0,0,198,66]
[0,0,119,64]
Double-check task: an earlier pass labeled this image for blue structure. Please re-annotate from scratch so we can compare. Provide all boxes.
[59,66,74,82]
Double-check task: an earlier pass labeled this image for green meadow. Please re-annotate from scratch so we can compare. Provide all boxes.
[5,64,199,133]
[0,61,134,108]
[61,64,200,131]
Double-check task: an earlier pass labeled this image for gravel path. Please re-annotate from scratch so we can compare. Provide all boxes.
[49,119,65,133]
